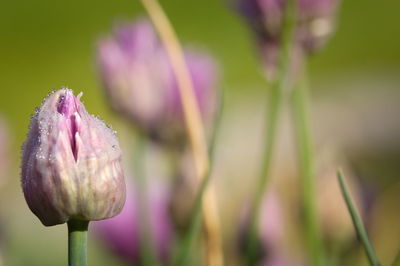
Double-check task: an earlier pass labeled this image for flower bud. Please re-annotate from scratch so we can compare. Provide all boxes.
[237,191,301,265]
[21,89,126,226]
[236,0,340,75]
[93,179,173,264]
[256,194,304,266]
[238,192,304,265]
[97,19,218,145]
[239,192,285,261]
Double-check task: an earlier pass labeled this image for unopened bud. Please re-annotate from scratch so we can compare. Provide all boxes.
[21,89,126,226]
[97,19,218,145]
[236,0,340,75]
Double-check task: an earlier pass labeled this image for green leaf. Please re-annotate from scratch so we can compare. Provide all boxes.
[337,171,381,266]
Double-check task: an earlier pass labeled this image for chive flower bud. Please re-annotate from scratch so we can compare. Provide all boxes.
[238,192,285,264]
[238,192,304,265]
[96,19,218,145]
[21,89,126,226]
[236,0,340,75]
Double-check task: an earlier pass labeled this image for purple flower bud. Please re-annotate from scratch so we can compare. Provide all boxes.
[93,179,173,264]
[261,254,304,266]
[21,89,126,226]
[97,19,218,144]
[258,192,285,252]
[236,0,340,74]
[238,192,286,264]
[239,191,305,265]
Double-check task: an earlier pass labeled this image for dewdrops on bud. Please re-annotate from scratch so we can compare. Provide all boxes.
[97,19,218,145]
[21,88,126,226]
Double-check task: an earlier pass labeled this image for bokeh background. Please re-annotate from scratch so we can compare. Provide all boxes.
[0,0,399,265]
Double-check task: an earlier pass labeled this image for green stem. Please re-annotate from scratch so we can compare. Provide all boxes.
[173,93,224,266]
[337,171,380,266]
[245,0,296,264]
[291,67,324,266]
[133,132,160,266]
[244,65,284,266]
[67,219,89,266]
[173,167,211,266]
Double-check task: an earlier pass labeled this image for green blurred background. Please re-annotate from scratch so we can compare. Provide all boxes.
[1,0,400,144]
[0,0,399,265]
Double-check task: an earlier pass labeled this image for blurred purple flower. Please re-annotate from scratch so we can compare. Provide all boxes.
[97,19,219,145]
[236,0,339,75]
[93,179,173,264]
[21,89,125,226]
[239,191,302,265]
[258,192,284,253]
[261,253,303,266]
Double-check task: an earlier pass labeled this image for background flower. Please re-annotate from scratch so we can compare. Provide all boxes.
[97,19,219,145]
[93,178,173,264]
[236,0,340,76]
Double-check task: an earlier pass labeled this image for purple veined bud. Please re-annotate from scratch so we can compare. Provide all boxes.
[97,19,219,145]
[21,89,126,226]
[93,179,173,264]
[236,0,340,75]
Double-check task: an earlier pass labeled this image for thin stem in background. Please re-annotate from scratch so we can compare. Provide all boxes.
[67,219,89,266]
[245,0,296,264]
[291,66,324,265]
[133,132,160,266]
[173,168,211,266]
[174,91,225,266]
[139,0,223,265]
[337,171,381,266]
